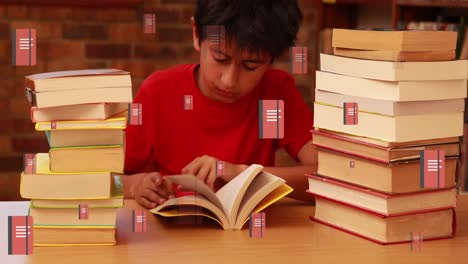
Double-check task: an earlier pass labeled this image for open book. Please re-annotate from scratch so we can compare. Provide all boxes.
[150,164,293,230]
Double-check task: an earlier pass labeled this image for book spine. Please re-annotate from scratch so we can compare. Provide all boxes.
[310,216,453,245]
[258,100,263,139]
[8,216,12,255]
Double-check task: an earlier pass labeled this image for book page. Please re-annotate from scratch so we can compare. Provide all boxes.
[153,206,225,229]
[234,171,285,227]
[166,175,224,210]
[150,195,228,228]
[27,69,128,80]
[215,164,263,227]
[237,184,294,229]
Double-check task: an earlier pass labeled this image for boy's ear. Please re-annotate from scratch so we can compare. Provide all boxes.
[191,16,201,52]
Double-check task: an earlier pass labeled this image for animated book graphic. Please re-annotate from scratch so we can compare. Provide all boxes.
[151,164,292,230]
[206,25,225,52]
[259,100,284,139]
[249,212,265,238]
[184,95,193,110]
[290,46,307,74]
[343,102,358,125]
[128,103,142,125]
[420,149,445,189]
[78,204,89,220]
[12,28,36,66]
[8,216,33,255]
[132,210,147,233]
[215,160,224,178]
[143,13,156,34]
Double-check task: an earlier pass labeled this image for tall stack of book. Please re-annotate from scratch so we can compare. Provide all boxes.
[19,69,133,246]
[308,29,468,244]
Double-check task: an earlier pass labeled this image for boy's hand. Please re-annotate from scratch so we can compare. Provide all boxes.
[181,155,248,190]
[133,172,176,209]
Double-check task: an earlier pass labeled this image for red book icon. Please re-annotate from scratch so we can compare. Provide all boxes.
[183,95,193,110]
[12,28,36,66]
[410,232,422,252]
[128,103,142,125]
[290,47,307,74]
[23,153,36,174]
[132,210,147,233]
[215,160,224,178]
[206,25,225,52]
[78,204,89,220]
[343,102,358,125]
[8,216,33,255]
[259,100,284,139]
[143,14,156,34]
[420,149,445,189]
[249,212,265,238]
[51,121,57,129]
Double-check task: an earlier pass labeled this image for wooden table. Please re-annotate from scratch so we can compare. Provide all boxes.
[1,197,468,264]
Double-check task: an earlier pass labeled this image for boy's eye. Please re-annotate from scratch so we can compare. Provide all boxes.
[243,63,258,72]
[214,57,230,64]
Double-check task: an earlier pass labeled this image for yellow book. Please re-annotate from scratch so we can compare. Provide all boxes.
[20,153,117,200]
[46,129,125,148]
[34,227,116,246]
[320,53,468,81]
[151,164,293,230]
[35,114,127,131]
[314,102,463,142]
[31,176,124,208]
[49,145,124,173]
[30,207,119,227]
[332,29,457,52]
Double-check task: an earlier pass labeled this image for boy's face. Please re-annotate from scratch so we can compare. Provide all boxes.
[192,19,272,103]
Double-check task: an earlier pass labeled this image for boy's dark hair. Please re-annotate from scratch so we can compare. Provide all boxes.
[194,0,303,61]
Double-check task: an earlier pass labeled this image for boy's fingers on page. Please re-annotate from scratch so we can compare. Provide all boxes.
[137,196,157,209]
[142,174,160,193]
[163,179,176,198]
[147,172,163,186]
[182,157,201,175]
[143,188,166,205]
[196,161,211,183]
[154,184,172,200]
[205,170,216,191]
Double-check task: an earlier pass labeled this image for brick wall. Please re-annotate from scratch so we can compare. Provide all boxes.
[0,0,318,200]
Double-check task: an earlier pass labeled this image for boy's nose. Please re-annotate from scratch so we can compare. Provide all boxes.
[220,65,238,91]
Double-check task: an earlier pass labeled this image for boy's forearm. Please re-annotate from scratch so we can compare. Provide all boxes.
[263,165,317,202]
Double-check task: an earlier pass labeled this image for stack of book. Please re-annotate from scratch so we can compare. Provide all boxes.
[19,69,133,246]
[308,29,468,244]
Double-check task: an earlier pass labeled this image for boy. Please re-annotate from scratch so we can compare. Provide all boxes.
[123,0,317,209]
